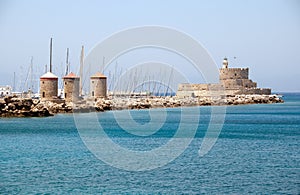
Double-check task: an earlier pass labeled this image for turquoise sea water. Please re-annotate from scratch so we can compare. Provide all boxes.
[0,93,299,194]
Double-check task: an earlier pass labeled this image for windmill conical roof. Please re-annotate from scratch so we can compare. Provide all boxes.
[40,72,58,79]
[90,72,107,78]
[63,72,79,79]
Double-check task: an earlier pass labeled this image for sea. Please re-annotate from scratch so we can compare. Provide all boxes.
[0,93,299,194]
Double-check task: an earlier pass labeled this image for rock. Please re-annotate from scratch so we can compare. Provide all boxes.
[33,99,40,105]
[4,96,13,104]
[7,103,16,110]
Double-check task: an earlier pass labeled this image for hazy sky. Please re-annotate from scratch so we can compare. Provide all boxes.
[0,0,299,92]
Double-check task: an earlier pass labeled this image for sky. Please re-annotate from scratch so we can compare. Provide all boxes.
[0,0,299,92]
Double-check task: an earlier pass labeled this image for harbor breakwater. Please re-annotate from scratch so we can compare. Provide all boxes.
[0,96,53,117]
[0,94,283,117]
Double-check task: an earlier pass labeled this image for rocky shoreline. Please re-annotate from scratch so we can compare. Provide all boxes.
[0,96,53,117]
[0,94,284,117]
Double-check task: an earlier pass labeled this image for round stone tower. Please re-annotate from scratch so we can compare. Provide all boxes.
[63,72,80,102]
[40,72,58,100]
[222,57,228,69]
[90,72,107,98]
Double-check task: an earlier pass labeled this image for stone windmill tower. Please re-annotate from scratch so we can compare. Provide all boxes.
[63,72,80,102]
[90,72,107,98]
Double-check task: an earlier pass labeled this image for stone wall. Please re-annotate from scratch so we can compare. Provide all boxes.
[177,83,226,98]
[178,83,209,91]
[240,88,271,95]
[221,79,257,89]
[177,81,270,97]
[219,68,249,80]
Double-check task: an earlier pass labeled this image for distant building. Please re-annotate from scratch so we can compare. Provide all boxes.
[0,85,12,97]
[63,72,80,102]
[177,58,271,98]
[90,72,107,98]
[39,72,58,101]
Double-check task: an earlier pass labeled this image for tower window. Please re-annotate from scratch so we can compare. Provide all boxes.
[65,93,67,98]
[92,91,94,96]
[65,82,67,85]
[42,92,45,98]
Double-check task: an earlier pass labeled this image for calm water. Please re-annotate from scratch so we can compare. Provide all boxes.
[0,93,299,194]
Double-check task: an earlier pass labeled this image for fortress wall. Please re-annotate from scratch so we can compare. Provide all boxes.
[176,90,196,98]
[177,83,225,97]
[225,89,240,96]
[177,87,271,97]
[220,68,249,80]
[242,79,257,88]
[178,83,209,91]
[223,88,271,95]
[221,79,257,89]
[207,83,224,91]
[240,88,271,95]
[221,79,243,89]
[178,83,223,91]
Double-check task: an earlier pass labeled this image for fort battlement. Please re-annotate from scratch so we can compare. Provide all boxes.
[221,67,248,71]
[219,67,249,80]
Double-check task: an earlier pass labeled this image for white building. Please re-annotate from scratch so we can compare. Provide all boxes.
[0,85,12,97]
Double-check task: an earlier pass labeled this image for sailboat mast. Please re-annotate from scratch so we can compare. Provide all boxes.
[13,72,16,92]
[65,48,69,75]
[30,56,33,91]
[79,45,84,96]
[102,56,105,73]
[50,38,53,73]
[165,65,174,96]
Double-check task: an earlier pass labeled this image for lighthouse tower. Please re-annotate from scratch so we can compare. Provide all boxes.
[222,57,228,69]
